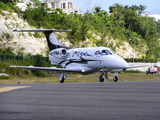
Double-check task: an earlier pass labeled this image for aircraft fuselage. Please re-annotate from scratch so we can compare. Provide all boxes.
[49,47,129,74]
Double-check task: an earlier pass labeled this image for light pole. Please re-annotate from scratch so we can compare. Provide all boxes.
[129,39,135,62]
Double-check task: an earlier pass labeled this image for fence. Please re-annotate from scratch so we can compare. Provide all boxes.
[0,53,159,63]
[124,58,159,63]
[0,54,49,63]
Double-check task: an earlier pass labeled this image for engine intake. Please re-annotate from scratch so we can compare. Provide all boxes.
[50,48,67,57]
[61,49,67,56]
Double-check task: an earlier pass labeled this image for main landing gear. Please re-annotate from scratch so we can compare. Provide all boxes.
[99,71,118,82]
[59,71,66,83]
[99,71,108,82]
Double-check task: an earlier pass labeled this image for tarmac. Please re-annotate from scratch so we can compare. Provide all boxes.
[0,81,160,120]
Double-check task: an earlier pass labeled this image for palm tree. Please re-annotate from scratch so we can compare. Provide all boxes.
[138,5,147,15]
[94,6,102,13]
[31,0,41,8]
[27,2,32,10]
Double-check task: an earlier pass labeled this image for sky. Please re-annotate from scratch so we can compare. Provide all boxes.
[71,0,160,15]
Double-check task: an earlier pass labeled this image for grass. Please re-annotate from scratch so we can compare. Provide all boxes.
[0,72,160,84]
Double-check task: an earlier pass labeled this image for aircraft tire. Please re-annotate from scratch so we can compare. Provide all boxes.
[99,75,104,82]
[60,76,65,83]
[113,76,118,82]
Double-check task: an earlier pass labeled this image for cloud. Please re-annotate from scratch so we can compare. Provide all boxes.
[149,14,160,21]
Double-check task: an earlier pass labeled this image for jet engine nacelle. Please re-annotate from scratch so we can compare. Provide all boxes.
[50,48,67,58]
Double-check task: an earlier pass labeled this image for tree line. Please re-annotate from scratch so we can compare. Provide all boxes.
[0,1,160,58]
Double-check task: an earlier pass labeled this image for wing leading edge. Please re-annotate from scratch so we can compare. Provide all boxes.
[101,65,149,72]
[126,65,149,69]
[10,66,82,73]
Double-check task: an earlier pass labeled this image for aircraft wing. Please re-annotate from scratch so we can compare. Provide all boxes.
[10,66,82,73]
[126,65,149,69]
[100,65,149,72]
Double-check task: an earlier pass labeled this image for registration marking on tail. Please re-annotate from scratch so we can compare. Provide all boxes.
[0,86,30,93]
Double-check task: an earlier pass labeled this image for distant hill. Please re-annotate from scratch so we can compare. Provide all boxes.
[0,2,160,58]
[0,11,48,56]
[0,10,136,58]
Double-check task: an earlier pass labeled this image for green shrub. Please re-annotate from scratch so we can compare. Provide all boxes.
[0,9,5,16]
[6,2,14,9]
[0,76,9,79]
[123,70,142,73]
[0,55,52,77]
[0,2,7,10]
[34,32,42,38]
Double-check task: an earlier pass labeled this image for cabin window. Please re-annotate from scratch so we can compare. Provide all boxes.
[95,50,100,55]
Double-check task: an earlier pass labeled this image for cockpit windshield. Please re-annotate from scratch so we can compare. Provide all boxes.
[95,49,114,56]
[101,50,112,55]
[109,49,117,55]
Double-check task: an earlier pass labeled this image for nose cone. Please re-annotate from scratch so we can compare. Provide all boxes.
[117,58,128,69]
[108,55,129,69]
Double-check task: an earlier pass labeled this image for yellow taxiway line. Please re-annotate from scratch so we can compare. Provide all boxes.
[0,86,30,93]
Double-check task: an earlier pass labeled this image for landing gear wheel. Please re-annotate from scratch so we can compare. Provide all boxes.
[99,75,104,82]
[113,76,118,82]
[60,76,65,83]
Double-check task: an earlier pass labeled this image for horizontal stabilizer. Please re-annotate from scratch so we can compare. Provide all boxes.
[13,29,71,32]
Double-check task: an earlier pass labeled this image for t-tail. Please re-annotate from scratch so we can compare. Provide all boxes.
[13,29,71,51]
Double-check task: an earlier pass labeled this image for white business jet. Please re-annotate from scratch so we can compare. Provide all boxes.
[10,29,148,83]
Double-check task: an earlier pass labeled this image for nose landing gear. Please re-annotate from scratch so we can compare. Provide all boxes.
[113,72,118,82]
[99,75,104,82]
[99,71,118,82]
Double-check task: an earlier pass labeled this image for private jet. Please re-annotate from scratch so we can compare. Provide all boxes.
[10,29,148,83]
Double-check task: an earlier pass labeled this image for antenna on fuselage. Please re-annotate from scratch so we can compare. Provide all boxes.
[94,44,97,47]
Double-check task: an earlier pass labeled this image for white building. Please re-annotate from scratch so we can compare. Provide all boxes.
[46,0,82,14]
[16,0,83,15]
[16,0,32,11]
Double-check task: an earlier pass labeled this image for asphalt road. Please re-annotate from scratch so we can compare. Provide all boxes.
[0,81,160,120]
